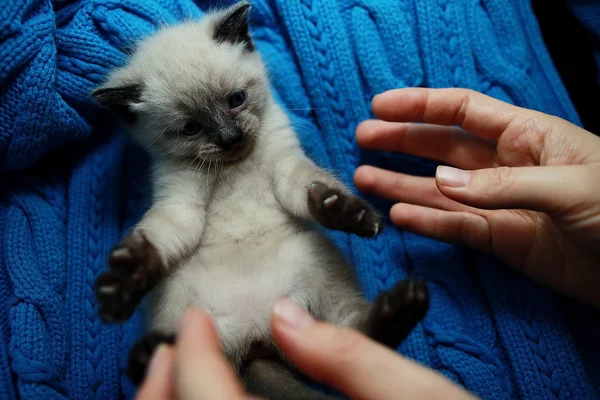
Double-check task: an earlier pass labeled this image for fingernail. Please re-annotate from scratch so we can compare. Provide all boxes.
[147,344,170,377]
[437,166,472,187]
[272,298,315,331]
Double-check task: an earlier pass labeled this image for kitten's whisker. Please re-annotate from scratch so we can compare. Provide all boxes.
[217,160,226,188]
[216,160,224,188]
[199,158,206,172]
[185,155,201,172]
[203,158,211,200]
[223,159,230,184]
[155,125,169,142]
[192,156,203,175]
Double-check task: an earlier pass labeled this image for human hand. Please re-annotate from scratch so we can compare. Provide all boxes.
[134,307,251,400]
[354,88,600,307]
[136,301,475,399]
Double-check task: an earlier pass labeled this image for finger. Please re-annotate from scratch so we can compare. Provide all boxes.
[175,308,247,400]
[354,166,470,212]
[356,120,499,169]
[135,346,176,400]
[390,203,494,253]
[271,298,475,400]
[371,88,527,141]
[434,164,596,215]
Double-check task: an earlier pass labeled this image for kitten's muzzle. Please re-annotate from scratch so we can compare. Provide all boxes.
[217,127,244,151]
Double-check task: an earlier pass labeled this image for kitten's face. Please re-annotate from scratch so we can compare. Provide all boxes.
[92,2,268,164]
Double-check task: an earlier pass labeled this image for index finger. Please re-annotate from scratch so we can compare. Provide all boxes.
[271,299,475,400]
[372,88,520,141]
[175,308,247,400]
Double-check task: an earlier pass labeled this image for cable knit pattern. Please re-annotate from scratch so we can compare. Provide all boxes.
[1,0,599,399]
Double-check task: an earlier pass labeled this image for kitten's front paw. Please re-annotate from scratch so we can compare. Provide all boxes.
[367,279,429,349]
[95,229,164,323]
[307,181,381,237]
[128,332,176,385]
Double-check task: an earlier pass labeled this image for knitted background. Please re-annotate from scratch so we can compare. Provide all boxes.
[2,0,600,399]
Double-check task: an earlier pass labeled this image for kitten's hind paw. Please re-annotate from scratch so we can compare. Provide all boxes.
[366,279,429,349]
[307,181,381,238]
[95,229,165,323]
[128,332,176,385]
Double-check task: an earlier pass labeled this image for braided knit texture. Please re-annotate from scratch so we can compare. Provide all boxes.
[1,0,599,399]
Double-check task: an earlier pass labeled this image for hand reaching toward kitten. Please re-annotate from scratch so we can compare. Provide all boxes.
[135,305,475,400]
[354,88,600,307]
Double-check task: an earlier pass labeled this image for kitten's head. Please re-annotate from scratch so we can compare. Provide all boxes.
[92,1,268,164]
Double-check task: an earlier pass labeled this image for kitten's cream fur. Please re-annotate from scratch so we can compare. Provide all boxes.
[92,3,427,399]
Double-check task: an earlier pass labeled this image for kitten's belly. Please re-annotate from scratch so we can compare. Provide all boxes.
[200,173,288,246]
[148,230,326,358]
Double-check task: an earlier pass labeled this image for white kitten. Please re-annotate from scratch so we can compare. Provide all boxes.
[92,3,428,398]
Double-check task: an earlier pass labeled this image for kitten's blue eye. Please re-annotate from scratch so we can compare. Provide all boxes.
[228,90,246,109]
[182,121,202,136]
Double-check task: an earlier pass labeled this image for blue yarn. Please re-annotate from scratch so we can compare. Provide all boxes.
[1,0,599,399]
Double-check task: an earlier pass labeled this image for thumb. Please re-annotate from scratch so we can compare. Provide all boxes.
[435,165,594,214]
[270,298,474,400]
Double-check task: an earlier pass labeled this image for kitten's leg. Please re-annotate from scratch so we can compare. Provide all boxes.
[325,279,430,349]
[128,331,176,385]
[243,358,341,400]
[95,167,212,323]
[360,279,429,348]
[271,143,380,238]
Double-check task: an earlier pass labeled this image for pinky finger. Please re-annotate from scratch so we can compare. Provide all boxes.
[390,203,492,253]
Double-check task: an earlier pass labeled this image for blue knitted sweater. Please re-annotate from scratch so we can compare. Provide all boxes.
[2,0,600,399]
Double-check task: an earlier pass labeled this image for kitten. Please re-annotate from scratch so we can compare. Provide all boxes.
[91,2,429,398]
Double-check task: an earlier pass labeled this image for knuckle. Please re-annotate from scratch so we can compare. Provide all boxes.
[456,213,473,242]
[459,88,478,102]
[502,114,552,159]
[447,89,474,127]
[477,166,514,190]
[458,212,490,251]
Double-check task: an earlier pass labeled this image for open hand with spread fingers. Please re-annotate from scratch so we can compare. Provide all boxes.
[354,88,600,307]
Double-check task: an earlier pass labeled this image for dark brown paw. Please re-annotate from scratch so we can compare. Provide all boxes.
[95,229,165,323]
[128,332,176,385]
[307,181,381,238]
[366,279,429,349]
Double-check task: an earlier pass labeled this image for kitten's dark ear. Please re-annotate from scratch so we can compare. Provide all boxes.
[213,1,254,51]
[91,82,143,124]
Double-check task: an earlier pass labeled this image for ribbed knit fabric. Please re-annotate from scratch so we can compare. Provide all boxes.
[1,0,600,399]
